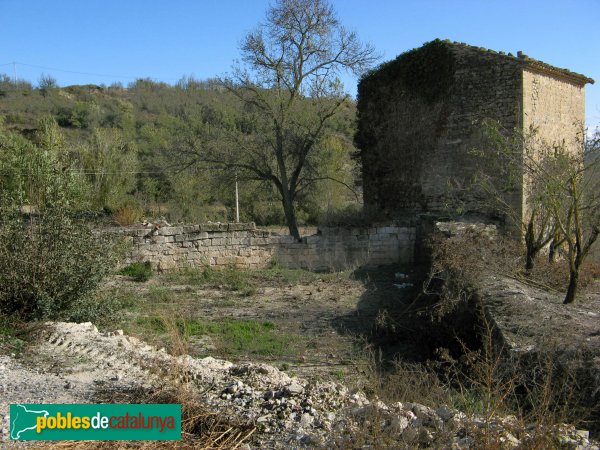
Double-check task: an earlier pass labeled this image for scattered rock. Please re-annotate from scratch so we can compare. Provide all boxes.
[1,321,597,449]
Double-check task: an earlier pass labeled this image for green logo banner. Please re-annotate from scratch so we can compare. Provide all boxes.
[10,404,181,440]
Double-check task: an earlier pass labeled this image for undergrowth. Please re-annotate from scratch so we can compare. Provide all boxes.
[119,261,153,282]
[161,265,348,294]
[134,316,299,358]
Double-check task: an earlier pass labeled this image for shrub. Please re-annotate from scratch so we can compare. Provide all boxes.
[64,291,130,327]
[0,207,115,321]
[119,261,153,282]
[112,201,144,226]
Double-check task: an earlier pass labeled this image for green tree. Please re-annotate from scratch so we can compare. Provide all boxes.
[78,128,138,210]
[0,116,87,208]
[184,0,377,238]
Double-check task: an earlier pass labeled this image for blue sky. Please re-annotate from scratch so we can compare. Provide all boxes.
[1,0,599,129]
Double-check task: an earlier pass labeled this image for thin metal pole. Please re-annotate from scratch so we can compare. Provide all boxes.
[13,62,16,84]
[235,175,240,223]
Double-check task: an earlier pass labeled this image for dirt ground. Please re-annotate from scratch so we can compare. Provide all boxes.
[102,264,422,386]
[481,276,600,355]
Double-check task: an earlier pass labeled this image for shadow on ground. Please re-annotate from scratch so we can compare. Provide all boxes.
[331,263,441,367]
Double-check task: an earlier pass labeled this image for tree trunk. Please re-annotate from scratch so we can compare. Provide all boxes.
[548,239,557,263]
[281,190,300,240]
[563,268,579,304]
[525,246,536,272]
[524,221,536,271]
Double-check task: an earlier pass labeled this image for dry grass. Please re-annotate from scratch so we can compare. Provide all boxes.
[113,204,143,226]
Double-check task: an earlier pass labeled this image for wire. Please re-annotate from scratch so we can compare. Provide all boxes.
[0,170,173,175]
[11,62,140,80]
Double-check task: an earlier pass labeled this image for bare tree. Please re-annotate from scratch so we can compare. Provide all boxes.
[476,122,600,303]
[474,121,557,272]
[545,130,600,304]
[184,0,377,238]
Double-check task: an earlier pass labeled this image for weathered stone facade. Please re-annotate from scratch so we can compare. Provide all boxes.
[356,39,594,224]
[112,222,415,272]
[522,68,586,151]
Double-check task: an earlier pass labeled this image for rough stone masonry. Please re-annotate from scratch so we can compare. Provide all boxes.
[356,39,594,226]
[111,222,416,272]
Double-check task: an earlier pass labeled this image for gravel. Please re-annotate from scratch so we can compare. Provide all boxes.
[1,321,598,449]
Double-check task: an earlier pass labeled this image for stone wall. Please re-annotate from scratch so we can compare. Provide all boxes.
[111,222,415,272]
[522,68,585,152]
[357,39,592,225]
[274,225,416,271]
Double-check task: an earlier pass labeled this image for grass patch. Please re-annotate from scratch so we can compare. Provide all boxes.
[0,315,27,355]
[162,265,348,291]
[119,261,153,282]
[147,285,173,303]
[134,316,298,358]
[162,267,253,294]
[331,368,346,381]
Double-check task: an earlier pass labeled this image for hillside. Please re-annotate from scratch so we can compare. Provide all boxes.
[0,76,359,226]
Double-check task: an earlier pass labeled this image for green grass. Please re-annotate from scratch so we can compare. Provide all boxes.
[119,261,153,282]
[147,285,173,303]
[0,315,27,355]
[161,265,348,292]
[134,316,298,358]
[331,368,346,381]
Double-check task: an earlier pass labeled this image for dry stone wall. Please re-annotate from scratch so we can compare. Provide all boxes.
[275,225,416,271]
[111,222,415,272]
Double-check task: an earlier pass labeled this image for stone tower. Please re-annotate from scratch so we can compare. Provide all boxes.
[356,39,594,224]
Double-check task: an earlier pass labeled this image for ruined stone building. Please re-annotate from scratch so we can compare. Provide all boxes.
[356,39,594,224]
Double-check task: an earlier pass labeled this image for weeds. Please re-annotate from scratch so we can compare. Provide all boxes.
[162,265,347,292]
[162,267,253,294]
[120,261,153,282]
[134,316,299,358]
[0,314,29,356]
[147,285,173,303]
[63,290,133,327]
[112,202,144,226]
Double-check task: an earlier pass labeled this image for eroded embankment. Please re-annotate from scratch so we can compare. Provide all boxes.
[478,275,600,434]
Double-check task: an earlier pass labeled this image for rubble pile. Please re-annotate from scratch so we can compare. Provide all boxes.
[1,322,597,449]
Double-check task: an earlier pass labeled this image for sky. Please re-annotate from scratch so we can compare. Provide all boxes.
[1,0,599,129]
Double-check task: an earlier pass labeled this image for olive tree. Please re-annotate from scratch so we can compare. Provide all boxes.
[183,0,377,238]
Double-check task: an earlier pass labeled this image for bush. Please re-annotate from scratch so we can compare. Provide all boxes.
[113,201,144,226]
[0,207,115,320]
[119,261,153,282]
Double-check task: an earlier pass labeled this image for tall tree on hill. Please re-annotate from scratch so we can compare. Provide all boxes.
[184,0,377,238]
